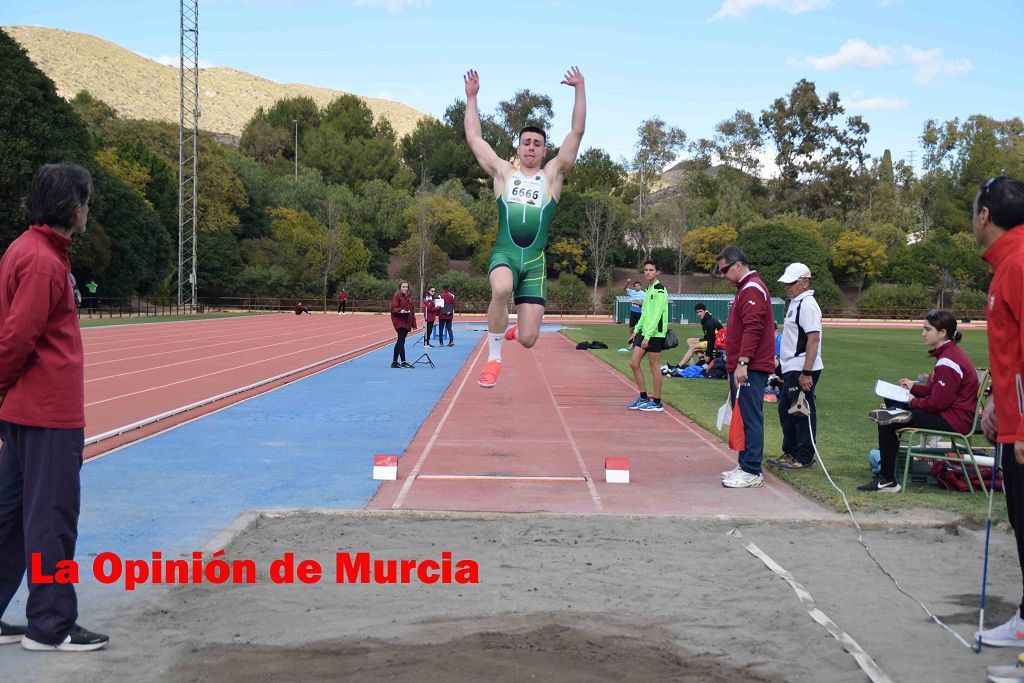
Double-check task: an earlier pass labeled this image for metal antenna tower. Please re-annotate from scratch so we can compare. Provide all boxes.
[178,0,199,307]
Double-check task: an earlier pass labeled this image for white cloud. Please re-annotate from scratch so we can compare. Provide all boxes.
[902,46,973,85]
[373,91,395,100]
[712,0,828,20]
[353,0,426,14]
[134,51,214,68]
[795,39,892,71]
[845,93,907,111]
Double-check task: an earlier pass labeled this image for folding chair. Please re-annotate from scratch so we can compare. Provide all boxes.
[895,369,991,494]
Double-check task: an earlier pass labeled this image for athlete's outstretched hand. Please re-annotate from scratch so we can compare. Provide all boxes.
[464,70,480,98]
[561,66,584,88]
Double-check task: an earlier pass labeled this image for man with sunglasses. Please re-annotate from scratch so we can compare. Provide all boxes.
[0,163,108,651]
[716,246,776,488]
[971,176,1024,655]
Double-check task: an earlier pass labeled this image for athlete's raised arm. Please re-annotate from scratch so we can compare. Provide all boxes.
[546,66,586,181]
[463,70,506,180]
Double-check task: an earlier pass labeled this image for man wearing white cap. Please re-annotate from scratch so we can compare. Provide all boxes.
[766,263,823,471]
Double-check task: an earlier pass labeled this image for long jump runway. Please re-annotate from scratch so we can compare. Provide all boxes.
[370,331,834,520]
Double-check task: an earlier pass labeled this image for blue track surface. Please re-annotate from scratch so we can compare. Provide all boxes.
[1,331,480,627]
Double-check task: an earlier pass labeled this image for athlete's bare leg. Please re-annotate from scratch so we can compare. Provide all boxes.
[647,351,663,398]
[630,346,647,394]
[487,267,514,335]
[514,303,545,348]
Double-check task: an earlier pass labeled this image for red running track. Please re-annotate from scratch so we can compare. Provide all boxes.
[82,313,401,458]
[369,331,835,519]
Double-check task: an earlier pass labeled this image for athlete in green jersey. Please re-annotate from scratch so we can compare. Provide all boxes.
[464,66,586,388]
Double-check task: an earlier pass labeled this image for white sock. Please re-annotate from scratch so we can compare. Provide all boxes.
[488,333,504,362]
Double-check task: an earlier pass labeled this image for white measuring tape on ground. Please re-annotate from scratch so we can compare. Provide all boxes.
[739,535,893,683]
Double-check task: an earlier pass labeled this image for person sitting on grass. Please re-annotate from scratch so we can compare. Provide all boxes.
[677,303,722,367]
[857,309,979,493]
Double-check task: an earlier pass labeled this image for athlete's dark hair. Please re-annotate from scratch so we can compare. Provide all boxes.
[694,303,707,312]
[519,126,547,144]
[975,176,1024,230]
[925,309,962,344]
[25,162,93,229]
[716,245,748,267]
[643,259,659,270]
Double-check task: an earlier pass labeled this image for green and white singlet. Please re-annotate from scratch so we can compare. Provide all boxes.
[488,170,557,305]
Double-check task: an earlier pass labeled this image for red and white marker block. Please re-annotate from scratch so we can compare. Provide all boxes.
[605,457,630,484]
[373,454,398,480]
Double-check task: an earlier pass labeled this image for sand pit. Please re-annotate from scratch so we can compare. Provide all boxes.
[10,511,1024,682]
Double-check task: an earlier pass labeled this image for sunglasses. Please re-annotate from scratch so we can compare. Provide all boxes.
[717,261,736,275]
[981,176,1006,206]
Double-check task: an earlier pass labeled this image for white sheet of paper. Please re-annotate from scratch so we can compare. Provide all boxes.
[874,379,911,404]
[434,298,444,307]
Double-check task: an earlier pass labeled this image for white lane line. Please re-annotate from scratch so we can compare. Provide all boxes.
[391,340,488,509]
[533,340,603,512]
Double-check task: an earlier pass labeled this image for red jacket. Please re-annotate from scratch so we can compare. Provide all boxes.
[423,296,437,323]
[337,291,347,302]
[438,291,455,320]
[0,225,85,429]
[724,270,775,373]
[390,293,417,331]
[909,341,979,435]
[984,225,1024,443]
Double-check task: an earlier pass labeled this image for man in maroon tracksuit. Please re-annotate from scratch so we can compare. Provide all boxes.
[972,176,1024,651]
[0,163,108,651]
[716,246,775,489]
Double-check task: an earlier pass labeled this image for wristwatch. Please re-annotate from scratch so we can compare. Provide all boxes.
[737,360,749,366]
[800,370,812,377]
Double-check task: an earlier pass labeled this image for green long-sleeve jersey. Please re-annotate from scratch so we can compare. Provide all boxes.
[634,279,668,339]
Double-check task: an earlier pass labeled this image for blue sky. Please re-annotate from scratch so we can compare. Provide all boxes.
[5,0,1022,174]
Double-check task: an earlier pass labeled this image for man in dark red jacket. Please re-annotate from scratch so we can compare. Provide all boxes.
[972,176,1024,650]
[0,163,108,651]
[437,284,456,347]
[716,246,775,489]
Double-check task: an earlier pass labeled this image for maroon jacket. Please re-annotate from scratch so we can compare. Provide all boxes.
[909,341,980,435]
[438,291,455,321]
[423,295,437,323]
[724,270,775,374]
[390,293,417,331]
[983,225,1024,443]
[0,225,85,429]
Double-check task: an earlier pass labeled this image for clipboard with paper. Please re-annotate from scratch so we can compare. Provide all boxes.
[874,379,911,404]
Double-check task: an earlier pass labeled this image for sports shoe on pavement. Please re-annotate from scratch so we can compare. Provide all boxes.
[868,408,913,426]
[478,359,502,388]
[722,470,764,488]
[639,400,664,412]
[0,621,26,645]
[721,466,742,480]
[627,396,649,410]
[856,477,901,493]
[391,361,401,368]
[22,624,109,652]
[987,663,1024,682]
[504,324,518,341]
[400,362,415,369]
[978,611,1024,647]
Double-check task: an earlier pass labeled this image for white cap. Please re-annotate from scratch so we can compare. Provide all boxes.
[778,262,812,284]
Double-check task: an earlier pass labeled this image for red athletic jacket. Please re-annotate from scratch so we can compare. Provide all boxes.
[984,225,1024,444]
[423,296,437,323]
[909,341,979,435]
[438,291,455,321]
[724,270,775,373]
[0,225,85,429]
[390,293,417,332]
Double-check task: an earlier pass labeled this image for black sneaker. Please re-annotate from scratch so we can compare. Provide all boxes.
[22,624,109,652]
[868,408,912,426]
[447,341,454,347]
[400,362,415,369]
[856,477,901,493]
[391,362,401,368]
[767,454,815,470]
[0,621,26,645]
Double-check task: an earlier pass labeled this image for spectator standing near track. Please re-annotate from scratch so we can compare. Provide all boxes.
[84,279,98,314]
[437,284,456,347]
[423,286,438,348]
[716,245,775,489]
[390,281,417,369]
[0,163,109,651]
[625,279,645,338]
[627,261,668,412]
[336,288,347,315]
[971,176,1024,649]
[766,263,823,472]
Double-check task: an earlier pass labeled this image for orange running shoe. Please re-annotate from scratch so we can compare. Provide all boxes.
[503,324,518,341]
[478,359,502,388]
